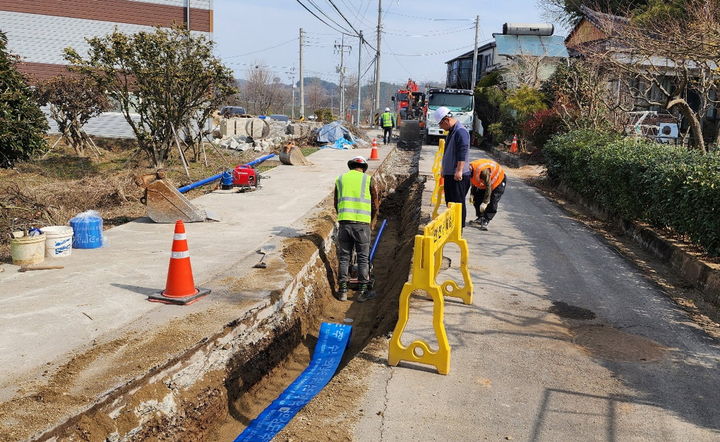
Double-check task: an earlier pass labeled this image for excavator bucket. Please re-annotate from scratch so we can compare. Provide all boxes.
[279,142,309,166]
[398,120,422,150]
[136,173,207,223]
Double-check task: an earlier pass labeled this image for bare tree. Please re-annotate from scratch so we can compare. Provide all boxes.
[306,83,329,115]
[241,65,288,115]
[584,0,720,152]
[502,54,551,89]
[544,59,627,131]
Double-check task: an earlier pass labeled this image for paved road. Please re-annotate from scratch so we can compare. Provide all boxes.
[352,145,720,441]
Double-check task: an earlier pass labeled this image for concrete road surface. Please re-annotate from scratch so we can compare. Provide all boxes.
[353,144,720,441]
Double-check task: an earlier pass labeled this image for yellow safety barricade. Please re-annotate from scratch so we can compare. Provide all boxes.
[430,139,445,219]
[388,202,473,375]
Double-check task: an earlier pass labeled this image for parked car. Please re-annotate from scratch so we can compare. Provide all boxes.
[219,106,247,118]
[269,114,290,122]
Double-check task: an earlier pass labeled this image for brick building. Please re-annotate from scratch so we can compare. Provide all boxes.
[0,0,214,137]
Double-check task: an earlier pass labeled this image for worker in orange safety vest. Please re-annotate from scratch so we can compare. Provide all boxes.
[468,158,507,230]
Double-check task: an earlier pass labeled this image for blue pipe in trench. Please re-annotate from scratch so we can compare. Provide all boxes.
[369,219,388,262]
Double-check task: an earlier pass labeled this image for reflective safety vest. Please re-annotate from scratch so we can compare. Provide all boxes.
[470,159,505,190]
[381,112,394,128]
[336,170,372,223]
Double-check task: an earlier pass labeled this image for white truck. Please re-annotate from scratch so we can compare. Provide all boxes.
[425,88,479,144]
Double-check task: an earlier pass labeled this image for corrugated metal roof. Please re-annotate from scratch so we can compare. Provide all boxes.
[494,35,568,58]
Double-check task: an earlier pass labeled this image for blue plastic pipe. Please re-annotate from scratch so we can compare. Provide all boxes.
[369,219,388,262]
[177,153,277,193]
[245,153,276,167]
[178,172,223,193]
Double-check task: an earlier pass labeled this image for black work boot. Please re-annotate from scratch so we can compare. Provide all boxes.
[336,281,348,301]
[356,283,376,303]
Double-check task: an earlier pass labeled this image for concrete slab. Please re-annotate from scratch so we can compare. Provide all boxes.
[0,141,389,397]
[352,144,720,440]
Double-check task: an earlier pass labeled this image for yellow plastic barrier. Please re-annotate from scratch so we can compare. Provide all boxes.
[388,202,473,375]
[430,139,445,219]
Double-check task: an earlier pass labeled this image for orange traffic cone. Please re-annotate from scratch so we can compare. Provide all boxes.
[148,220,210,305]
[369,138,379,160]
[510,135,518,153]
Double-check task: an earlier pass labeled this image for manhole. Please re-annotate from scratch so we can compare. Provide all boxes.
[573,325,667,362]
[548,301,596,320]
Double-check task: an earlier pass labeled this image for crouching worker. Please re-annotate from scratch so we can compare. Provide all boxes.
[469,158,506,230]
[334,156,378,302]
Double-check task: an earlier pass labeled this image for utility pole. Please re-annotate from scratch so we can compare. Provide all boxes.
[356,31,363,125]
[185,0,191,31]
[374,0,382,124]
[470,15,479,90]
[335,35,351,121]
[299,28,305,118]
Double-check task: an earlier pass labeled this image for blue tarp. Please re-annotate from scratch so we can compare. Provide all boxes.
[316,121,355,144]
[234,323,352,442]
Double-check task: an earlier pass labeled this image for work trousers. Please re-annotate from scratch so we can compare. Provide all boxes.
[383,127,393,144]
[472,177,506,222]
[337,222,371,284]
[443,174,471,227]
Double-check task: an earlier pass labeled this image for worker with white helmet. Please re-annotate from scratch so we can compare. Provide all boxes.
[334,155,378,302]
[432,106,471,227]
[380,107,396,145]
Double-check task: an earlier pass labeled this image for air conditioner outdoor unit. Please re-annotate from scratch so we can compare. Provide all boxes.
[656,123,679,143]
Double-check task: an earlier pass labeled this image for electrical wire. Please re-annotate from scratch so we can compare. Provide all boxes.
[325,0,362,36]
[383,10,473,21]
[295,0,351,35]
[385,44,475,57]
[223,38,298,59]
[306,0,354,34]
[380,26,474,37]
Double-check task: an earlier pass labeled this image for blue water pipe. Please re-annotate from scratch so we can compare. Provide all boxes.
[177,153,277,193]
[369,219,388,262]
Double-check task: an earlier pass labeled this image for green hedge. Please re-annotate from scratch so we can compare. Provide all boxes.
[544,129,720,256]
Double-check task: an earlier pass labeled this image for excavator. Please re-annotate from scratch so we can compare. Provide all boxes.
[391,78,426,149]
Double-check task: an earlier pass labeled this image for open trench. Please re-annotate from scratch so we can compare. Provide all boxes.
[44,146,424,441]
[204,147,424,440]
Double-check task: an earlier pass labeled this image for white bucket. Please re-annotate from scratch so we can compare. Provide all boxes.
[41,226,74,258]
[10,233,46,266]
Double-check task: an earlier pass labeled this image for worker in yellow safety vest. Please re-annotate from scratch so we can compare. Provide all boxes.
[468,158,507,231]
[380,107,396,145]
[334,156,378,302]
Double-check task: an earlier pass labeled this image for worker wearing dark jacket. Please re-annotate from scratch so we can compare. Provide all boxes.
[433,106,471,227]
[334,156,378,302]
[469,158,506,230]
[380,108,395,145]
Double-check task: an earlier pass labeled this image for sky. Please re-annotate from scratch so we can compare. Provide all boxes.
[213,0,565,86]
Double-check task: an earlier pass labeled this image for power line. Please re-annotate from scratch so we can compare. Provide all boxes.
[325,0,361,36]
[295,0,351,35]
[223,38,298,59]
[383,10,473,21]
[306,0,354,34]
[380,26,474,37]
[385,44,477,57]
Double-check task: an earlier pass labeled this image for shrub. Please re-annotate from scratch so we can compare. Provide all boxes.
[522,109,564,150]
[544,129,720,255]
[314,108,334,123]
[0,31,48,167]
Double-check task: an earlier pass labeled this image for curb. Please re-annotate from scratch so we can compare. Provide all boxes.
[485,149,720,309]
[554,184,720,307]
[485,145,542,168]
